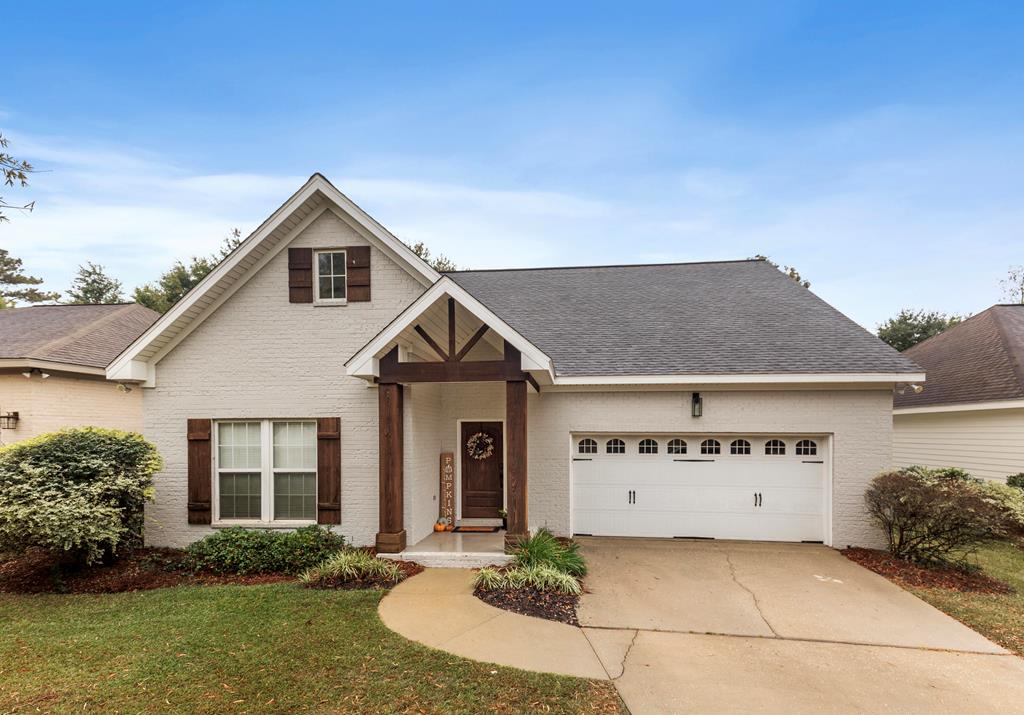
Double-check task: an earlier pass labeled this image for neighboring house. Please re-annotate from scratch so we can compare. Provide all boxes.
[0,303,159,445]
[893,305,1024,481]
[108,174,923,552]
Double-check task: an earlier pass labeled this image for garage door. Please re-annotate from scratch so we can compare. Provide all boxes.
[572,435,827,542]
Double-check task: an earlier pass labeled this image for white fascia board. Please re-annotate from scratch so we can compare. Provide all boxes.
[894,398,1024,415]
[346,277,555,380]
[107,174,440,382]
[551,372,927,386]
[0,358,106,377]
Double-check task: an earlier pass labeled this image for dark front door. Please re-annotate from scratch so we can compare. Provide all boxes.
[461,421,504,518]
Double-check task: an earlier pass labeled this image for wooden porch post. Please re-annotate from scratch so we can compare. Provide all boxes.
[505,378,529,549]
[376,382,406,553]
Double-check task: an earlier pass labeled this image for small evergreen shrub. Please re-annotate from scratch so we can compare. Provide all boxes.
[184,525,345,575]
[0,428,162,565]
[1007,473,1024,490]
[298,549,402,585]
[511,528,587,577]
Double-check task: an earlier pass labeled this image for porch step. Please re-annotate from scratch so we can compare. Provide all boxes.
[382,551,513,569]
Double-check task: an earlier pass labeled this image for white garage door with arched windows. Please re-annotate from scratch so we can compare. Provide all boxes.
[571,434,829,543]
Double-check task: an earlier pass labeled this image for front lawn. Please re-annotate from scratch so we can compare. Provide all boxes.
[906,541,1024,656]
[0,584,622,714]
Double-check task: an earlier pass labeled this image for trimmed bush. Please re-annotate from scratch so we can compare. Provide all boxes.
[298,549,402,585]
[511,528,587,577]
[1007,473,1024,490]
[0,428,162,565]
[865,467,1024,566]
[474,564,582,595]
[184,525,345,575]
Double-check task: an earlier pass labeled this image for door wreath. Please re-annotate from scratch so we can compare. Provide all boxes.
[466,431,495,461]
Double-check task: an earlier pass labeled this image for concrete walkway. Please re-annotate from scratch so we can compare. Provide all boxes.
[378,568,606,679]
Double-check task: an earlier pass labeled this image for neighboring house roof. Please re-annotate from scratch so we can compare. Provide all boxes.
[895,304,1024,409]
[446,260,921,378]
[0,303,159,373]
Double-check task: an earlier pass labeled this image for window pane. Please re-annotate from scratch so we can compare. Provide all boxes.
[218,422,261,469]
[318,252,331,274]
[219,472,261,519]
[332,276,346,299]
[319,276,332,299]
[274,472,316,520]
[273,421,316,469]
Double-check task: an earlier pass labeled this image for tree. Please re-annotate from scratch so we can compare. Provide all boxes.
[877,309,962,352]
[133,228,242,313]
[751,255,809,288]
[1,133,35,222]
[66,262,125,304]
[1001,265,1024,304]
[0,248,60,305]
[409,241,459,272]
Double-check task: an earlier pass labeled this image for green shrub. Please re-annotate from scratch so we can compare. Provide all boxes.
[903,464,978,483]
[865,468,1024,566]
[1007,473,1024,490]
[184,525,345,575]
[511,528,587,577]
[298,549,402,585]
[474,564,582,595]
[0,428,162,565]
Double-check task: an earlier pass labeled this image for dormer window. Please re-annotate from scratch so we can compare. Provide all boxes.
[315,250,347,303]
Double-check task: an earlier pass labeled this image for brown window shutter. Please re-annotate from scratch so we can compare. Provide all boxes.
[288,247,313,303]
[317,417,342,524]
[187,419,212,524]
[346,246,371,302]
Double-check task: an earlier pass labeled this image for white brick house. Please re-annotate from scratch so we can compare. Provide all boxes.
[108,174,924,554]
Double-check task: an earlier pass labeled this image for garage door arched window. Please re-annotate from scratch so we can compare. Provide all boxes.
[730,439,751,455]
[765,439,786,455]
[606,438,625,454]
[578,438,598,454]
[700,439,721,455]
[639,439,659,454]
[667,438,687,455]
[796,439,817,456]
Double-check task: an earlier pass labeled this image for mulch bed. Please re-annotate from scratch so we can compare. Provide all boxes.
[842,547,1015,595]
[304,560,424,590]
[474,585,581,626]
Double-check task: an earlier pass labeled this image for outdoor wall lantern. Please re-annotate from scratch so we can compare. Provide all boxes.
[691,392,703,418]
[0,412,20,430]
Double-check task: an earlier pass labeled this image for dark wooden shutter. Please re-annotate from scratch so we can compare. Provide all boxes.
[288,247,313,303]
[346,246,371,302]
[187,419,212,524]
[317,417,341,524]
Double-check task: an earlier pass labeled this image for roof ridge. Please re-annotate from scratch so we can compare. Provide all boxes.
[444,258,764,274]
[30,304,139,361]
[990,305,1024,392]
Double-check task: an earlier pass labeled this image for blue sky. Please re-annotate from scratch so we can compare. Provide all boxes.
[4,1,1023,329]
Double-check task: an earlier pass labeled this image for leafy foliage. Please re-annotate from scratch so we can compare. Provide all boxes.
[511,528,587,577]
[474,564,583,595]
[865,466,1024,567]
[877,309,962,352]
[66,262,125,304]
[183,525,345,575]
[298,548,402,585]
[1002,266,1024,304]
[408,241,459,272]
[0,428,162,564]
[133,228,242,313]
[751,254,810,288]
[0,248,60,305]
[1007,473,1024,490]
[0,132,35,222]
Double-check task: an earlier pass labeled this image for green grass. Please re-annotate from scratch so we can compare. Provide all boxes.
[906,541,1024,656]
[0,584,623,714]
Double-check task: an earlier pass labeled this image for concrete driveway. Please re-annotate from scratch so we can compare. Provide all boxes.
[577,538,1024,714]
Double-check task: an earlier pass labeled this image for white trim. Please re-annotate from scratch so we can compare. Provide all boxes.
[0,358,107,377]
[346,277,556,380]
[552,372,926,386]
[107,174,440,383]
[893,398,1024,415]
[313,248,348,306]
[455,418,507,524]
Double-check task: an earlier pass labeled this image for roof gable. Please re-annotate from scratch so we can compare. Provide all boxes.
[895,305,1024,408]
[107,174,439,383]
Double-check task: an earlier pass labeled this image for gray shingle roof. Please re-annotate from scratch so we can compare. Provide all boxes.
[0,304,160,369]
[895,305,1024,408]
[447,260,921,377]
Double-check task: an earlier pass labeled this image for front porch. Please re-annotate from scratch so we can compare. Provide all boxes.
[384,528,513,568]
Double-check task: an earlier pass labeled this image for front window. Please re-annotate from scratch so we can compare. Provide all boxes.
[216,420,317,523]
[316,250,347,302]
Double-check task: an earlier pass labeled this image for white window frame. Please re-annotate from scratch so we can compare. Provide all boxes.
[313,249,348,305]
[212,419,318,527]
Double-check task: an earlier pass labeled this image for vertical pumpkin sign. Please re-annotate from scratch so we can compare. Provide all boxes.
[439,452,455,525]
